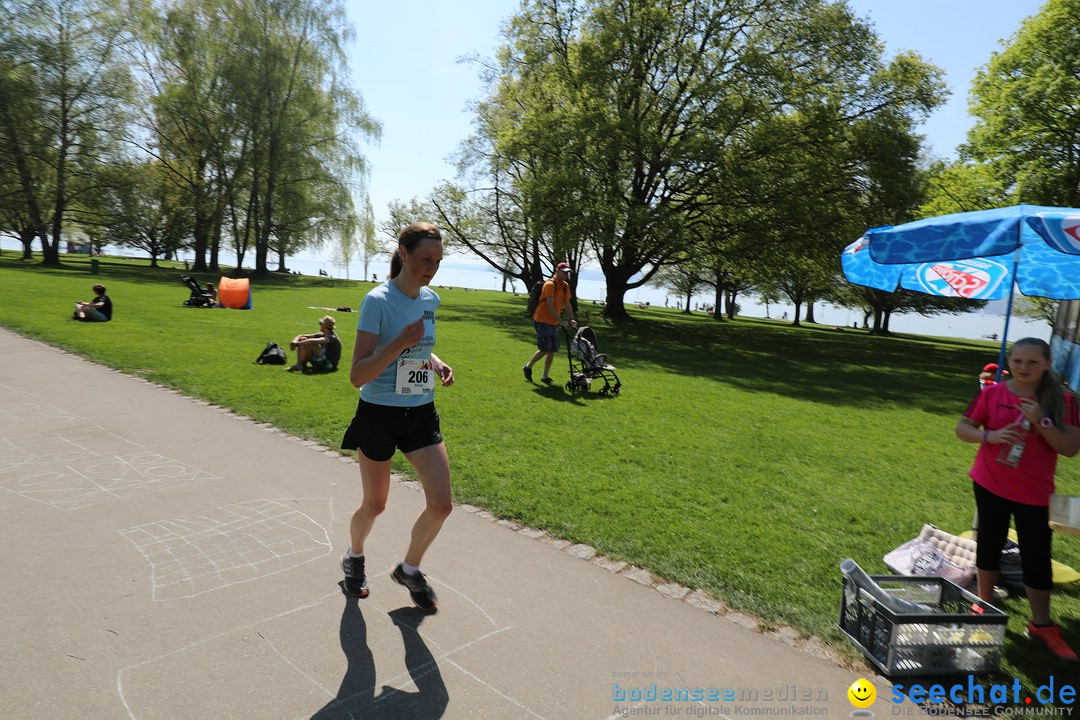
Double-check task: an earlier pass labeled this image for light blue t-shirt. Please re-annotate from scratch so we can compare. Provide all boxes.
[357,281,440,407]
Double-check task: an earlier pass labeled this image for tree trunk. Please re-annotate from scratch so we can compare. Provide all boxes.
[20,229,35,260]
[714,283,724,320]
[804,301,816,324]
[191,158,209,271]
[683,286,692,313]
[255,226,270,275]
[0,90,50,263]
[209,193,224,272]
[726,290,737,319]
[882,309,892,333]
[603,274,631,321]
[871,308,884,334]
[256,134,280,276]
[791,301,802,327]
[209,217,221,273]
[43,98,69,267]
[43,188,63,265]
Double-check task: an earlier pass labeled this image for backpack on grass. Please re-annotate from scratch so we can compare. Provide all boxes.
[526,280,546,316]
[254,342,287,365]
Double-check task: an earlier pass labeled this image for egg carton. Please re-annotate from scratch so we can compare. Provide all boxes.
[838,573,1006,677]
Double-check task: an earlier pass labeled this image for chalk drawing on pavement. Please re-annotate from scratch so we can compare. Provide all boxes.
[121,498,333,601]
[0,422,217,511]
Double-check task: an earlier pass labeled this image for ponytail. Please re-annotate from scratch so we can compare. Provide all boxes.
[391,221,442,280]
[1037,369,1067,429]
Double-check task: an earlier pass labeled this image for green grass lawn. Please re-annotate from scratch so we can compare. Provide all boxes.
[3,252,1079,696]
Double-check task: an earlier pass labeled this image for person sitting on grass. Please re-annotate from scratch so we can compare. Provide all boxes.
[288,315,341,373]
[205,282,220,307]
[73,284,112,322]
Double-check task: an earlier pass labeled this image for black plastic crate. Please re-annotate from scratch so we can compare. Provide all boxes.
[838,574,1007,677]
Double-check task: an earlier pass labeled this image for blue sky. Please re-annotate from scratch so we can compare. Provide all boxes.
[345,0,1044,236]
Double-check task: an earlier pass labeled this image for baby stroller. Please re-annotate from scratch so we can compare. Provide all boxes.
[181,275,215,307]
[563,326,621,395]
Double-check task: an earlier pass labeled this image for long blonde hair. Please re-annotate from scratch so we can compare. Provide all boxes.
[1011,338,1067,428]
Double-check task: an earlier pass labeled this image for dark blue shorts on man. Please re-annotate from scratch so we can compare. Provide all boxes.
[534,322,559,352]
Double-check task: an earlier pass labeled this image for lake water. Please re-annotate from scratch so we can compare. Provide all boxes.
[3,238,1049,343]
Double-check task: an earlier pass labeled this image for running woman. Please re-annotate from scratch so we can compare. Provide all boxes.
[340,222,454,611]
[955,337,1080,661]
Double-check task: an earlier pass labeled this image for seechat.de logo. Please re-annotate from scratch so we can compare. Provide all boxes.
[848,678,876,717]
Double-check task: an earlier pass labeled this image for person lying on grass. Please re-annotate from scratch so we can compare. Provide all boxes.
[287,315,341,373]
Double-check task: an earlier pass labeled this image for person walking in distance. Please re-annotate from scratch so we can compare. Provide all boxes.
[955,338,1080,661]
[522,262,576,384]
[339,222,455,611]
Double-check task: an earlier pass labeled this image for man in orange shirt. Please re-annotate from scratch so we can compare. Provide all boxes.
[523,262,577,384]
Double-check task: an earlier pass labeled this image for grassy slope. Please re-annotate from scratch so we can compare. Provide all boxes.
[3,253,1078,693]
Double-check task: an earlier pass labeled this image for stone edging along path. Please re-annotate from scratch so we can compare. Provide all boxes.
[54,343,863,676]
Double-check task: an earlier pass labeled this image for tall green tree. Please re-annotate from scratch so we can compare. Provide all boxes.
[93,160,191,266]
[134,0,377,274]
[966,0,1080,206]
[134,0,234,272]
[467,0,945,320]
[356,197,381,281]
[0,0,131,266]
[649,258,704,314]
[228,0,376,275]
[919,160,1010,216]
[1015,296,1058,329]
[439,44,587,291]
[0,50,50,259]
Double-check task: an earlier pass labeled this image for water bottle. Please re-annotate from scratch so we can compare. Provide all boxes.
[997,413,1031,468]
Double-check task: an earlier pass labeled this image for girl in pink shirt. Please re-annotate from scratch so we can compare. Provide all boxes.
[956,337,1080,662]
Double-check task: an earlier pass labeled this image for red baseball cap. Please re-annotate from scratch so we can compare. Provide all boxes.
[982,363,998,372]
[555,262,572,273]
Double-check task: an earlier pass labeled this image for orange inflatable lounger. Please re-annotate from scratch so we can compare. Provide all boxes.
[218,277,252,309]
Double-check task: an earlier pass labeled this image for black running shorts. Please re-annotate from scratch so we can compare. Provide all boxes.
[341,399,442,462]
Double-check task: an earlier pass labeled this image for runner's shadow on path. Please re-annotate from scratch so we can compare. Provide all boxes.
[310,593,448,719]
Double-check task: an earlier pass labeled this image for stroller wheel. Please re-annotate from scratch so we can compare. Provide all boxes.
[612,384,621,396]
[565,381,576,392]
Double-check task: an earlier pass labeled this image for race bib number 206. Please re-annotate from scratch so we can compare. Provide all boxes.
[396,358,435,395]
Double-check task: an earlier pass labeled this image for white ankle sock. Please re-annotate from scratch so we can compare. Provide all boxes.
[347,549,364,559]
[401,560,420,576]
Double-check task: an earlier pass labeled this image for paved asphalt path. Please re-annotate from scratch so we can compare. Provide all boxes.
[0,328,877,719]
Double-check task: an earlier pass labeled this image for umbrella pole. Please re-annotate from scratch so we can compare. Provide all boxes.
[995,248,1022,380]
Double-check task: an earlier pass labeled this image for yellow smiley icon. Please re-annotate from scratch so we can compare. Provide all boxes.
[848,678,876,709]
